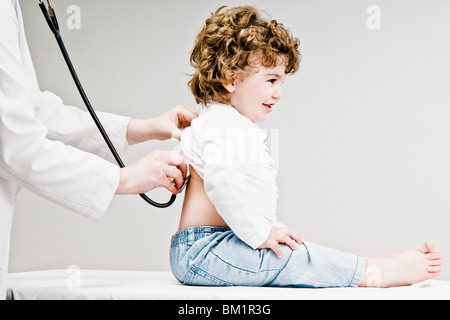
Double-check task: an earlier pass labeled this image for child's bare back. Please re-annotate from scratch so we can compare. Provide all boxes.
[179,165,228,230]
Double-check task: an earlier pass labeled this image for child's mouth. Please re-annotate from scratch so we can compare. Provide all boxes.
[263,103,273,112]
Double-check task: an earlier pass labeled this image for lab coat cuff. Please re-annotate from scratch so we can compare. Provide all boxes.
[85,161,120,221]
[96,113,131,163]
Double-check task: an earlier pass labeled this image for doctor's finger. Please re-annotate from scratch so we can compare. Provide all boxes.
[171,128,183,141]
[180,121,191,130]
[160,176,180,195]
[165,166,183,190]
[176,105,198,122]
[163,152,188,179]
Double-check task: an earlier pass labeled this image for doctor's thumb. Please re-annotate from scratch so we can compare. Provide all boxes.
[171,128,183,141]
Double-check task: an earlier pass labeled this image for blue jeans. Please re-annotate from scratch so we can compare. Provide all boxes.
[170,227,366,288]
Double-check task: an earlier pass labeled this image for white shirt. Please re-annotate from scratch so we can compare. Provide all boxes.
[0,0,130,299]
[180,102,280,249]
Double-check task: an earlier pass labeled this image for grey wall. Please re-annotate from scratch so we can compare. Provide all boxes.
[11,0,450,281]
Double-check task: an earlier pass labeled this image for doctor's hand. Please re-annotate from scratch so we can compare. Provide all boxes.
[126,105,198,145]
[257,226,304,258]
[115,150,187,195]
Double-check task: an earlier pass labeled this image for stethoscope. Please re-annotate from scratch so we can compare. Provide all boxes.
[38,0,189,208]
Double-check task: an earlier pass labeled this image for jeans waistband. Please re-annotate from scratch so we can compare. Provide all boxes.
[171,226,230,248]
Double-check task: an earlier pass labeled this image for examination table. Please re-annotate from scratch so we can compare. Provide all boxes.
[6,270,450,300]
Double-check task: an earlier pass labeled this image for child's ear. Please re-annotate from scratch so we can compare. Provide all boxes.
[223,70,236,93]
[223,82,235,93]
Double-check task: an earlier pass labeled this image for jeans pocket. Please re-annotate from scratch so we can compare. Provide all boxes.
[184,265,232,287]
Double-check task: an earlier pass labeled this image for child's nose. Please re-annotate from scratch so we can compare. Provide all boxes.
[272,86,282,100]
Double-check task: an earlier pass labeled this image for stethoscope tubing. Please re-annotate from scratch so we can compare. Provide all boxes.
[38,0,177,208]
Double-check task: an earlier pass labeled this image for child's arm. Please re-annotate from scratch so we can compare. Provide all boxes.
[201,123,302,254]
[203,157,272,249]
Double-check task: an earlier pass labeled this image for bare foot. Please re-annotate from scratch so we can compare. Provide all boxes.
[359,241,442,288]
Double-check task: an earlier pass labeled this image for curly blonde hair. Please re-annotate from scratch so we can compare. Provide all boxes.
[188,6,301,106]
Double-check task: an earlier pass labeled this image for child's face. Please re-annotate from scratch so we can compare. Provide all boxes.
[225,62,287,123]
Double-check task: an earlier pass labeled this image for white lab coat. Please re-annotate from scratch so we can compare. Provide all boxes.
[0,0,130,299]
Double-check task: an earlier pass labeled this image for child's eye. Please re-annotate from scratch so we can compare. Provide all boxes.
[268,79,277,84]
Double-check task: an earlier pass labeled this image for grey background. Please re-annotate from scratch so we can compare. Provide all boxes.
[10,0,449,281]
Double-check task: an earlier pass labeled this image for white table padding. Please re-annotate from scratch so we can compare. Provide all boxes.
[6,270,450,300]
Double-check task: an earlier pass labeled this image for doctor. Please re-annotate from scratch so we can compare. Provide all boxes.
[0,0,197,299]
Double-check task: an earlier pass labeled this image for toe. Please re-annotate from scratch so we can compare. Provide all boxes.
[427,271,441,280]
[418,241,434,254]
[429,258,442,266]
[426,251,441,260]
[428,266,441,273]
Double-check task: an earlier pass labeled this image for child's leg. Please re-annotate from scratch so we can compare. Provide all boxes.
[359,241,442,288]
[171,227,366,288]
[170,228,442,288]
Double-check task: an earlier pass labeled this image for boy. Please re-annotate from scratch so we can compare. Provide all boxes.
[170,5,442,288]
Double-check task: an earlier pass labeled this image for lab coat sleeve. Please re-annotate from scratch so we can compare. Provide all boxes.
[0,2,118,220]
[202,130,272,249]
[37,91,131,164]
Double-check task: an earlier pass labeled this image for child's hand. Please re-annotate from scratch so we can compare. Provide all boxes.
[257,226,304,258]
